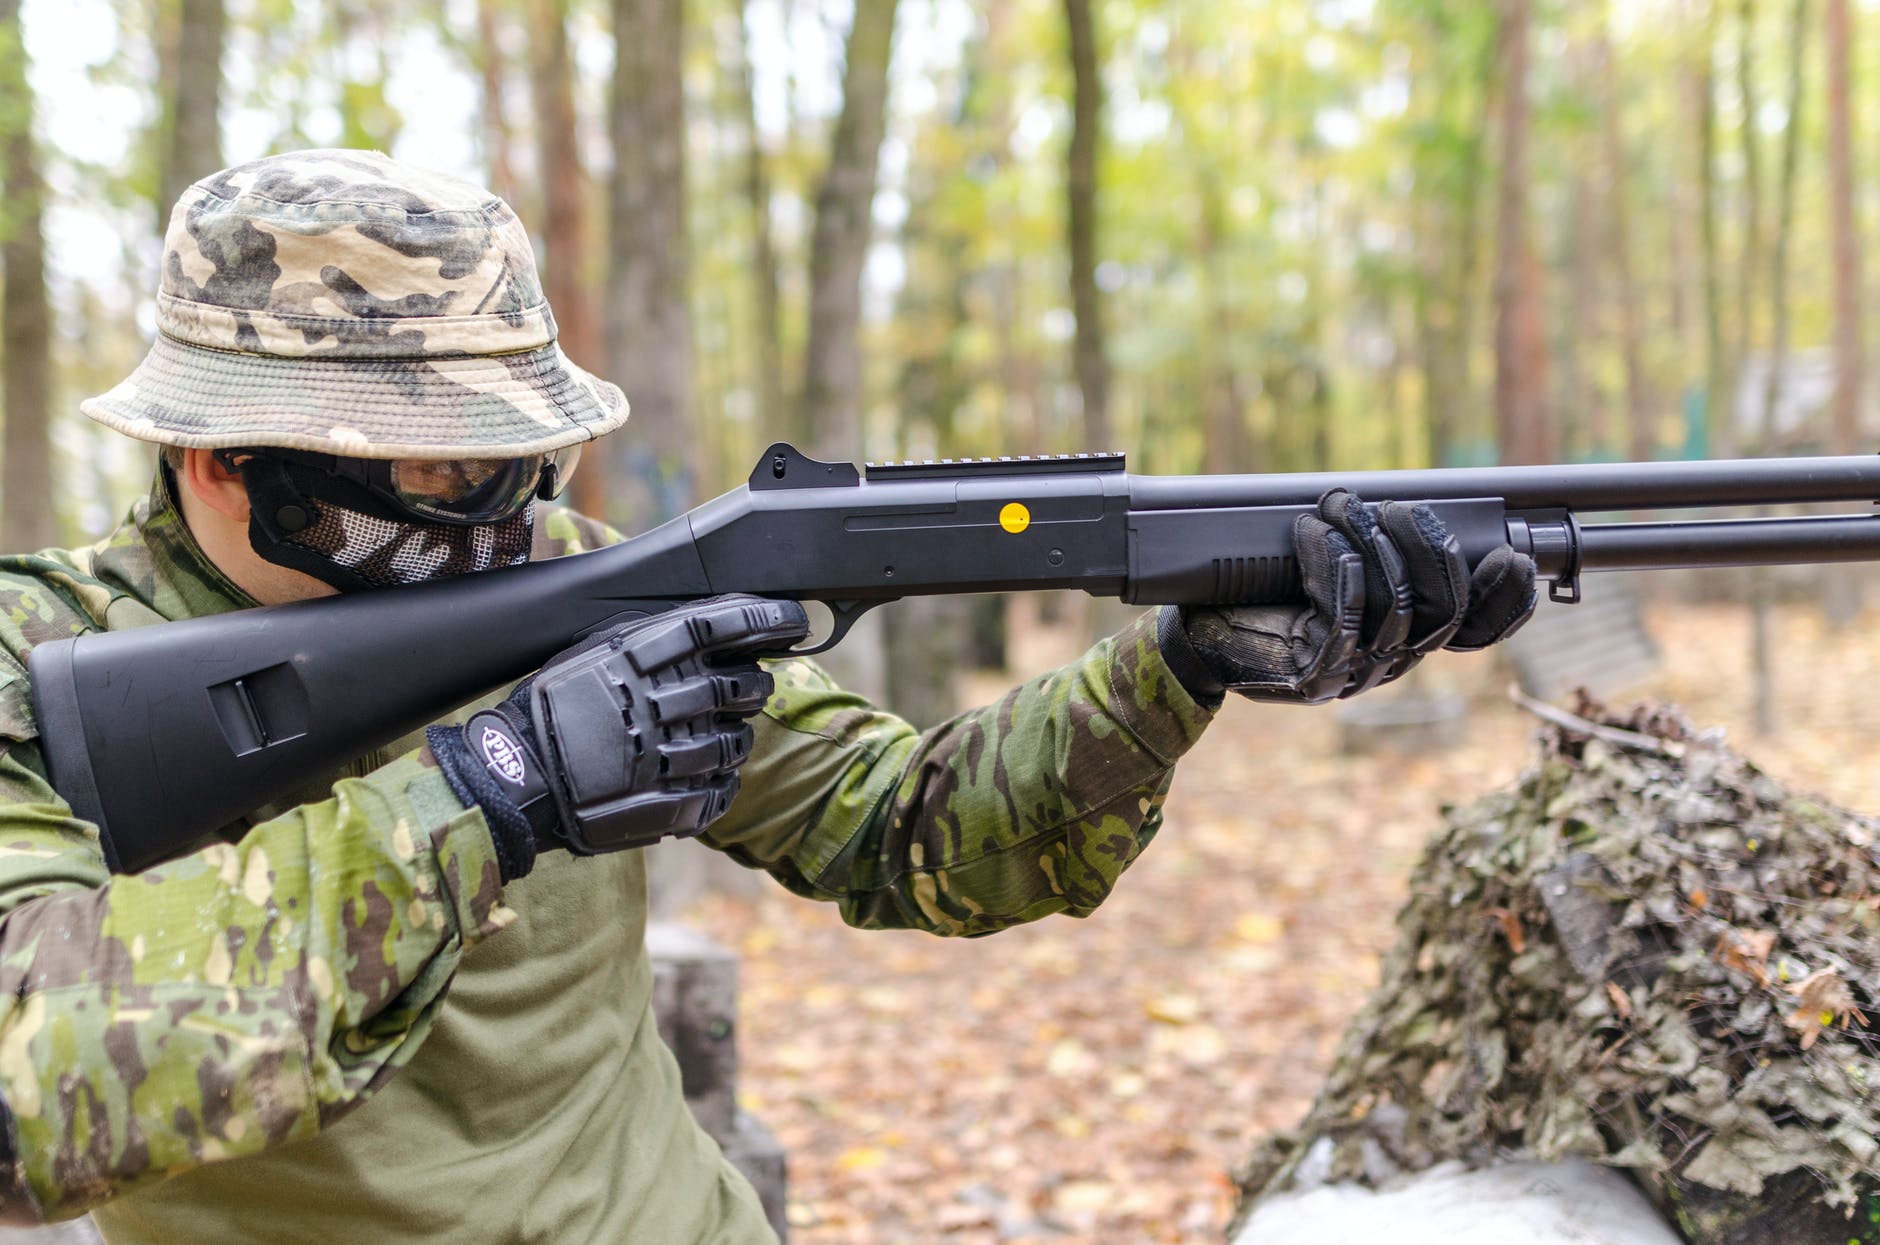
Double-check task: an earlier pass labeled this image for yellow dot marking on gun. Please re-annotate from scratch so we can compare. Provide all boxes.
[1000,502,1031,534]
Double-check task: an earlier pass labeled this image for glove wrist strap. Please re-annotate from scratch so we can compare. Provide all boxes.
[1155,605,1226,708]
[460,709,562,840]
[427,718,545,883]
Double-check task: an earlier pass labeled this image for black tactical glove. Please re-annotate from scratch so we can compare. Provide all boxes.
[429,594,810,880]
[1157,489,1536,706]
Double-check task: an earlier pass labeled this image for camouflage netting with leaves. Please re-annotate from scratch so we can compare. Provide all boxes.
[1236,697,1880,1245]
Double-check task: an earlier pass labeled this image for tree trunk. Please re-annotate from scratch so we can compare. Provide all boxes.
[799,0,900,459]
[158,0,225,222]
[1823,0,1864,624]
[1063,0,1109,451]
[1826,0,1861,454]
[1193,164,1246,471]
[981,2,1038,452]
[732,3,786,445]
[608,0,695,526]
[1734,0,1764,449]
[882,3,1032,717]
[1698,0,1728,456]
[1413,237,1452,468]
[476,0,520,207]
[1758,0,1808,455]
[330,1,399,153]
[1598,21,1650,462]
[797,0,901,700]
[1416,24,1495,470]
[1562,40,1601,461]
[0,0,56,553]
[530,0,609,520]
[1751,0,1809,738]
[1451,53,1490,464]
[1492,0,1551,465]
[1667,0,1698,388]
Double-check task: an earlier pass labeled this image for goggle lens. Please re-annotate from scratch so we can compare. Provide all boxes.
[216,445,581,526]
[390,457,541,522]
[387,445,578,523]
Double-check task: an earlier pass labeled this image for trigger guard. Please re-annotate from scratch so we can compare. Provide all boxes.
[793,600,882,656]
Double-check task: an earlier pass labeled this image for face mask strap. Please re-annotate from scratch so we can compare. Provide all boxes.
[231,454,385,593]
[539,444,581,502]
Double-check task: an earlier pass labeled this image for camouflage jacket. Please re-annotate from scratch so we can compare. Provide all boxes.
[0,473,1213,1241]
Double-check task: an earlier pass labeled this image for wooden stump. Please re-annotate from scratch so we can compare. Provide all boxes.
[1504,581,1660,702]
[648,921,791,1241]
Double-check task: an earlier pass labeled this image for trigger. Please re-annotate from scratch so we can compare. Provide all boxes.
[791,601,874,656]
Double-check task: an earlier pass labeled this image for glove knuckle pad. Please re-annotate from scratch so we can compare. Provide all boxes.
[711,667,773,715]
[684,594,812,657]
[647,677,717,724]
[524,600,788,854]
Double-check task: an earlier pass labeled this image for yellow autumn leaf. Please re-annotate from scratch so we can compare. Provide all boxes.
[1234,912,1284,945]
[1144,993,1203,1025]
[1052,1180,1115,1215]
[835,1146,888,1174]
[1054,1114,1092,1139]
[1045,1037,1097,1078]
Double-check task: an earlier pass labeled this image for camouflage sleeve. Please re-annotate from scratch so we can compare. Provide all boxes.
[0,734,508,1224]
[701,609,1215,935]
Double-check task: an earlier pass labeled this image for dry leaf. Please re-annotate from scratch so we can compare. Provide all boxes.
[1606,981,1634,1020]
[931,1202,995,1230]
[1144,993,1203,1025]
[856,987,907,1015]
[1784,967,1870,1050]
[1108,1072,1147,1099]
[1149,1023,1228,1065]
[1051,1179,1116,1215]
[1714,927,1777,986]
[836,1145,889,1174]
[1484,907,1526,953]
[1233,913,1285,945]
[1054,1114,1092,1139]
[1044,1037,1097,1078]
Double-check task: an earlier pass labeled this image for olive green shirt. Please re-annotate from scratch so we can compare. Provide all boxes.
[0,477,1212,1241]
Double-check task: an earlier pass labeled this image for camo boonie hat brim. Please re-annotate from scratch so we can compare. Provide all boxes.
[85,335,624,459]
[82,148,628,460]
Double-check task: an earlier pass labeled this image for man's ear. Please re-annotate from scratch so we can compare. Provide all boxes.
[178,448,251,523]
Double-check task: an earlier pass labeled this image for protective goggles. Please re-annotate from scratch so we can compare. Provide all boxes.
[213,445,578,526]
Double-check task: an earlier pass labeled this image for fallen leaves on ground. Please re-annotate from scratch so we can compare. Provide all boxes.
[685,593,1880,1244]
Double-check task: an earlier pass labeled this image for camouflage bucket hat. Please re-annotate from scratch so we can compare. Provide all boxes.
[81,148,627,460]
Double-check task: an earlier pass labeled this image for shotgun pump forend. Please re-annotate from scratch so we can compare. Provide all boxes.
[29,442,1880,874]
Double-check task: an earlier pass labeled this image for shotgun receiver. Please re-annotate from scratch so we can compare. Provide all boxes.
[29,443,1880,874]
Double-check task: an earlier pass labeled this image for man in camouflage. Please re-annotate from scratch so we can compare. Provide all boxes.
[0,150,1536,1242]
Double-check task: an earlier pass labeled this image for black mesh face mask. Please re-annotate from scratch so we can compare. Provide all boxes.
[228,453,536,593]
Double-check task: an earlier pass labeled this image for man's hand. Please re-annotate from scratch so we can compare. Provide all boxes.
[1157,490,1536,706]
[429,594,809,879]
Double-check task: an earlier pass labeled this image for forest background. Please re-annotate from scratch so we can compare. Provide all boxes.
[1,2,1877,1240]
[4,0,1874,548]
[4,0,1874,714]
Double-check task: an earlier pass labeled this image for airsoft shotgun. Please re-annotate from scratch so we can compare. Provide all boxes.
[29,442,1880,874]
